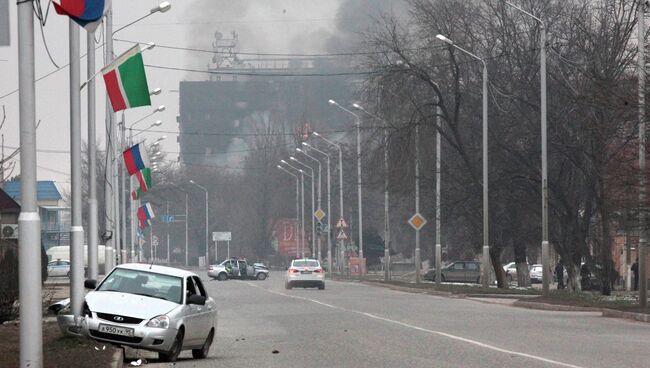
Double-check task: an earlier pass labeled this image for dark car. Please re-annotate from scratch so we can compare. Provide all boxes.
[424,261,482,283]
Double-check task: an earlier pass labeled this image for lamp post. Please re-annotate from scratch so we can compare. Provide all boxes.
[278,165,301,258]
[503,0,550,296]
[312,132,345,272]
[189,180,209,269]
[352,103,392,281]
[302,142,333,274]
[638,1,648,308]
[290,156,316,258]
[297,148,322,262]
[282,160,309,257]
[436,34,490,288]
[328,100,364,265]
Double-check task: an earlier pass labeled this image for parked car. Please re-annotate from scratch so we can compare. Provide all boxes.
[208,258,270,281]
[47,259,71,277]
[529,264,545,283]
[424,261,482,283]
[503,262,516,282]
[285,258,325,290]
[50,264,217,362]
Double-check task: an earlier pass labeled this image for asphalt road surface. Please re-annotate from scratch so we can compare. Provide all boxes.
[137,271,649,368]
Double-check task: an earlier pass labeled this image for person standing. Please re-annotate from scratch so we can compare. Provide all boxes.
[555,260,565,290]
[632,258,639,291]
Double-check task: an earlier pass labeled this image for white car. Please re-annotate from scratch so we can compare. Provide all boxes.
[47,259,71,277]
[81,264,217,362]
[285,258,325,290]
[530,264,544,283]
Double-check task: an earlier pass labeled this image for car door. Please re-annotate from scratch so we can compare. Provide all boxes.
[447,262,465,282]
[183,276,202,346]
[465,262,479,283]
[191,276,214,339]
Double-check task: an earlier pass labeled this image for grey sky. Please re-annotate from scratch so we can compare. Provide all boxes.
[0,0,397,190]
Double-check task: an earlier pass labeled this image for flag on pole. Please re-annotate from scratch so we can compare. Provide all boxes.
[131,188,143,200]
[53,0,110,32]
[123,143,150,176]
[102,44,152,112]
[137,202,155,229]
[134,167,152,193]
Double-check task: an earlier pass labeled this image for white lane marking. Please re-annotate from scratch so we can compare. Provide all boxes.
[242,281,585,368]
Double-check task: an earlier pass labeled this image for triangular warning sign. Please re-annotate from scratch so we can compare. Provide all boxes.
[337,229,348,240]
[336,217,348,228]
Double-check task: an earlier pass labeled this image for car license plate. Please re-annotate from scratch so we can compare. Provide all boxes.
[98,323,134,337]
[301,271,312,274]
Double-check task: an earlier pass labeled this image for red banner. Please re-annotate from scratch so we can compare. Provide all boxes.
[274,219,311,258]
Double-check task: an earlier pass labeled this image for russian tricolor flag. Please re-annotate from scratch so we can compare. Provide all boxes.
[137,203,155,229]
[54,0,110,32]
[123,143,150,176]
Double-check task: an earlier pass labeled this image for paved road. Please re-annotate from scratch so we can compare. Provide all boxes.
[138,271,649,368]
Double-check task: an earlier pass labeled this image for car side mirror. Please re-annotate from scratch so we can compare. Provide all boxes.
[84,279,97,290]
[187,294,206,306]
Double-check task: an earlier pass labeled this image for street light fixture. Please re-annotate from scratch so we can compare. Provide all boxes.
[352,103,392,282]
[150,88,162,96]
[436,33,490,288]
[328,99,365,265]
[113,2,172,35]
[309,132,346,273]
[189,180,209,268]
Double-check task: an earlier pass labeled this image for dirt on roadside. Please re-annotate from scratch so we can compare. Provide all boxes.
[0,321,119,368]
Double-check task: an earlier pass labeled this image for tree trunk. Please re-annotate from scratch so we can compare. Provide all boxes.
[516,262,530,287]
[566,263,581,291]
[490,248,508,288]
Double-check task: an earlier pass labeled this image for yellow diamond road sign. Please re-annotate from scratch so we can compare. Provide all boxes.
[314,208,326,222]
[408,213,427,231]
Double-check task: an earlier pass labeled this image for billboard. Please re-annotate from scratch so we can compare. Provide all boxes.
[0,0,8,47]
[273,219,311,258]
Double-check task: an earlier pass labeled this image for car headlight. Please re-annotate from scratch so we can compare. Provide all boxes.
[146,315,170,329]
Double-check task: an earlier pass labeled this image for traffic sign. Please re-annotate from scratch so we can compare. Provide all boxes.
[314,208,326,222]
[212,231,232,241]
[408,213,427,231]
[336,229,348,240]
[336,217,348,228]
[161,215,176,223]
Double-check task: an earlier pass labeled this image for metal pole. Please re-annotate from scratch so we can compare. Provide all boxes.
[104,7,115,272]
[69,20,85,319]
[436,106,442,286]
[166,201,170,265]
[185,192,189,267]
[415,124,421,284]
[482,63,490,288]
[326,155,332,273]
[301,172,306,258]
[120,113,127,263]
[130,174,136,261]
[17,0,43,364]
[113,123,120,263]
[384,116,391,282]
[339,147,344,272]
[87,32,98,279]
[540,25,550,297]
[205,189,209,268]
[638,2,647,308]
[310,171,315,258]
[356,117,364,264]
[227,240,230,259]
[296,176,300,258]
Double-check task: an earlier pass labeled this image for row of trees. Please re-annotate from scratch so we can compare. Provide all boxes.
[352,0,643,293]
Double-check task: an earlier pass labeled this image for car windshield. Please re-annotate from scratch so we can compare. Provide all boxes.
[292,260,320,268]
[97,268,183,304]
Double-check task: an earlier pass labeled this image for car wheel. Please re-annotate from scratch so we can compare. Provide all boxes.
[160,329,184,362]
[318,283,325,290]
[192,328,214,359]
[217,273,228,281]
[257,272,267,281]
[285,282,292,290]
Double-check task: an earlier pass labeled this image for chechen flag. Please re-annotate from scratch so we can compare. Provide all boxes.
[134,168,152,194]
[53,0,110,33]
[123,143,150,176]
[137,203,155,229]
[102,44,152,112]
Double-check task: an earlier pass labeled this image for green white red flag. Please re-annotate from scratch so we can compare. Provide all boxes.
[102,44,151,112]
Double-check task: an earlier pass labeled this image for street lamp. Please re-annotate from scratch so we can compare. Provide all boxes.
[189,180,209,268]
[113,2,172,35]
[353,103,392,281]
[296,148,323,262]
[302,142,333,273]
[277,165,301,259]
[290,156,316,258]
[311,132,345,273]
[503,0,550,295]
[281,160,310,257]
[328,100,364,265]
[436,34,490,288]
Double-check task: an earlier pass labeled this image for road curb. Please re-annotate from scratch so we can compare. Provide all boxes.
[512,300,602,312]
[602,308,650,323]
